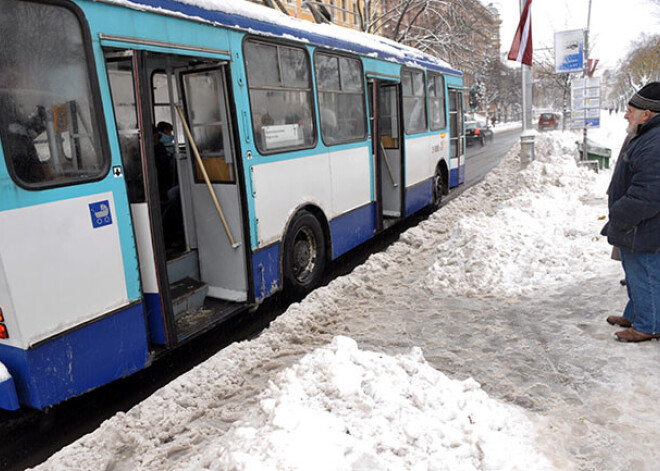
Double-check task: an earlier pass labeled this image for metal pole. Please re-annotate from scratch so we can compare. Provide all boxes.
[581,0,593,162]
[520,0,534,165]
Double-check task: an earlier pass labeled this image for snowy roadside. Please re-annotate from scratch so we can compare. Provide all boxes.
[33,114,660,471]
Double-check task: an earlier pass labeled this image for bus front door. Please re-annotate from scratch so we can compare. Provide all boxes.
[104,49,248,348]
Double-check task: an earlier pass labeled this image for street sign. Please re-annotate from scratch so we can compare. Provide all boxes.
[555,29,584,74]
[571,77,601,128]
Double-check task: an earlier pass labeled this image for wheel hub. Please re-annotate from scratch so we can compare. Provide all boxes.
[292,228,316,282]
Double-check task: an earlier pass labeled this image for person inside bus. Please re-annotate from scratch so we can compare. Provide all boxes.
[0,71,48,183]
[154,121,176,202]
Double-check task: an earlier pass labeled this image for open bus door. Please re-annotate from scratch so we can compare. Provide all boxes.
[368,78,403,230]
[103,48,248,349]
[448,88,465,186]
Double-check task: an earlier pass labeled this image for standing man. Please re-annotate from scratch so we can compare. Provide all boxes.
[602,82,660,342]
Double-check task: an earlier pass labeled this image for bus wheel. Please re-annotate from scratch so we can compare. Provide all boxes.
[283,210,326,296]
[432,166,446,210]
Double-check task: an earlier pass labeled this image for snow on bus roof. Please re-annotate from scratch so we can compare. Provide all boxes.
[101,0,462,76]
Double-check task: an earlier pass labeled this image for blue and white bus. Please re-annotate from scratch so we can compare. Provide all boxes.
[0,0,465,410]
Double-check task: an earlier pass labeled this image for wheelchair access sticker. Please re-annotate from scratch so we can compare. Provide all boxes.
[89,200,113,229]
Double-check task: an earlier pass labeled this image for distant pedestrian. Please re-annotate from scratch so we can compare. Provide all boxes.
[601,82,660,342]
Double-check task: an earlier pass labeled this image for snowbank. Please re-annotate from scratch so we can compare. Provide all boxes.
[425,131,613,297]
[189,336,556,471]
[33,116,629,471]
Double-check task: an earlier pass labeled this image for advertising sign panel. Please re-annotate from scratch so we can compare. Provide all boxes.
[555,29,585,74]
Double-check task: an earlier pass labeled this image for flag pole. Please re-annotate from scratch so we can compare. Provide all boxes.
[519,0,534,165]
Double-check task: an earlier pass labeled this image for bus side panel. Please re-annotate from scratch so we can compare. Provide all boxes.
[449,162,465,188]
[251,152,331,249]
[130,203,167,345]
[405,134,433,188]
[252,244,280,302]
[0,193,130,347]
[329,202,376,258]
[329,146,373,212]
[0,302,149,409]
[449,166,460,188]
[405,180,433,217]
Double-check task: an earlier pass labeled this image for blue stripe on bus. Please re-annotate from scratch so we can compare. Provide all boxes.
[329,203,376,259]
[0,303,149,409]
[144,293,167,345]
[0,376,19,411]
[449,165,466,188]
[252,243,281,302]
[405,179,433,217]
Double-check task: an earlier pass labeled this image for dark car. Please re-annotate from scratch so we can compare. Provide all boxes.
[538,113,559,131]
[465,121,494,146]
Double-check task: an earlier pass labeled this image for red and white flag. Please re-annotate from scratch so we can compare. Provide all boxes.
[508,0,533,66]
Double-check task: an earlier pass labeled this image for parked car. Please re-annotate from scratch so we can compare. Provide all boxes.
[538,113,560,131]
[465,121,494,146]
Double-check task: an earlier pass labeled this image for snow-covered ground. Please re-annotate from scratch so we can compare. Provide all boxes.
[32,113,660,471]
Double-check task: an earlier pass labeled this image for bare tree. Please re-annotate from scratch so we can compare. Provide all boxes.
[607,34,660,110]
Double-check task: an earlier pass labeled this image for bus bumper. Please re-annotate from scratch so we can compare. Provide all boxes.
[0,362,20,411]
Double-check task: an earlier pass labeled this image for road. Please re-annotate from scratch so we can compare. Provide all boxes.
[0,127,521,471]
[451,126,522,200]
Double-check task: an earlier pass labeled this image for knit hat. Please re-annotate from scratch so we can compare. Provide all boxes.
[628,82,660,112]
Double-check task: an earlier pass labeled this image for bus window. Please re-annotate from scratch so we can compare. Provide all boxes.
[106,56,144,202]
[314,52,366,145]
[428,74,447,131]
[244,40,315,154]
[182,68,236,183]
[0,0,107,188]
[402,70,427,135]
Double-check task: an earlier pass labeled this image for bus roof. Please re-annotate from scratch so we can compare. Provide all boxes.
[99,0,462,77]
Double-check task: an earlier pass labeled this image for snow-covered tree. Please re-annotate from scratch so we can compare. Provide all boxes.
[607,34,660,110]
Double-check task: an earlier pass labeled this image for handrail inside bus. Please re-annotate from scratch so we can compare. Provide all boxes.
[175,105,240,249]
[379,140,398,188]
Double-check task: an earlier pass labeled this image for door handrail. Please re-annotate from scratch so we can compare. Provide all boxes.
[379,139,398,188]
[175,105,240,249]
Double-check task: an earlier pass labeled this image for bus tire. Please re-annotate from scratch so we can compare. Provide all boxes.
[432,165,447,210]
[283,210,326,297]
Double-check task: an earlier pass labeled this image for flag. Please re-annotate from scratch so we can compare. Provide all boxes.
[587,59,599,77]
[508,0,533,66]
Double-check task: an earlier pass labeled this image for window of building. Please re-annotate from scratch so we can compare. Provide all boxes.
[0,0,108,188]
[314,52,366,146]
[428,74,447,131]
[244,39,315,154]
[402,69,427,135]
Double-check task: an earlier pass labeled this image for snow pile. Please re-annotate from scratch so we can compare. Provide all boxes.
[425,131,614,297]
[188,336,556,471]
[33,119,630,471]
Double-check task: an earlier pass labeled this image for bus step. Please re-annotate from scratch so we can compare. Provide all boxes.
[167,250,200,284]
[170,276,208,317]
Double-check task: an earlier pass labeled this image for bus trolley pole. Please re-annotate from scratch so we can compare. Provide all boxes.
[175,105,239,249]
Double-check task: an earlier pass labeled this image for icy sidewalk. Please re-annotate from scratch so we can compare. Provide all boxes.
[33,117,660,471]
